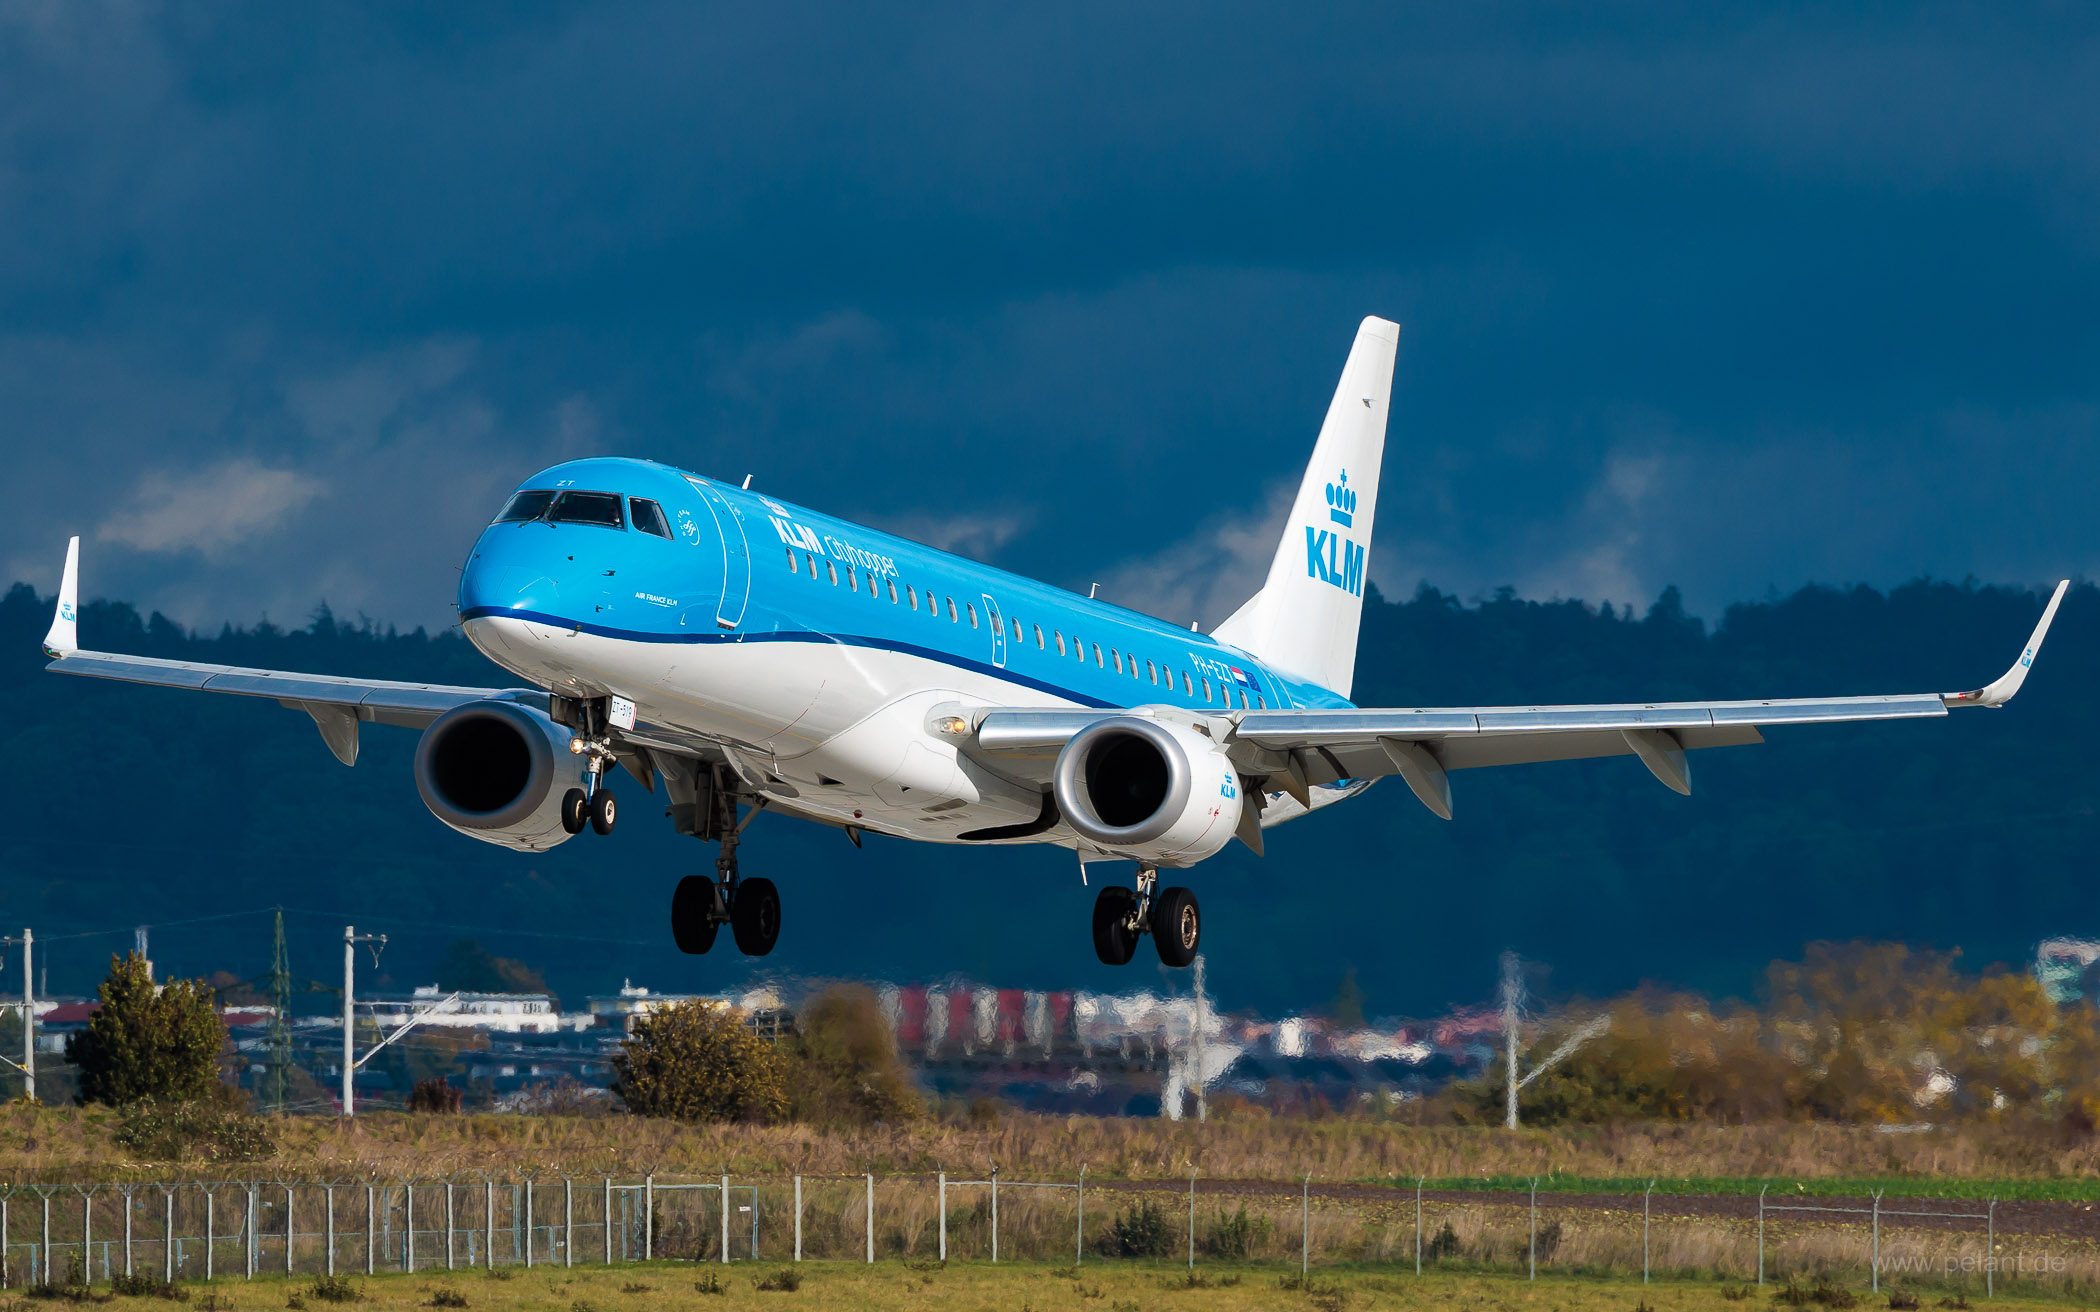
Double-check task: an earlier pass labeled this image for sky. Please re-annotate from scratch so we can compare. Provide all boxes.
[2,1,2095,637]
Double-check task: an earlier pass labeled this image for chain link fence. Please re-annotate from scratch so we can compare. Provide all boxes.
[0,1174,2054,1297]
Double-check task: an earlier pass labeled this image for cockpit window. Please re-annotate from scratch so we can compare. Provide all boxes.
[630,497,672,539]
[547,491,626,529]
[494,490,557,523]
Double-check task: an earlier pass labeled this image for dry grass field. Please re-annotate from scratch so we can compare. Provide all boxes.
[13,1261,2090,1312]
[7,1104,2100,1190]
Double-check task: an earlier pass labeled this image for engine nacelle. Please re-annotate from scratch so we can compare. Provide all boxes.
[414,700,587,852]
[1051,716,1242,865]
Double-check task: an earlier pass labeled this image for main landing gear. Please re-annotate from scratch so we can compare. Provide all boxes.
[1092,866,1200,968]
[668,769,780,957]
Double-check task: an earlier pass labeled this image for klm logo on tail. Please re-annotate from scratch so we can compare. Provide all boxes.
[1305,470,1364,596]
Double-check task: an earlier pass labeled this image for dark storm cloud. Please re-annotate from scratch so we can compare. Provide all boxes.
[1,1,2094,631]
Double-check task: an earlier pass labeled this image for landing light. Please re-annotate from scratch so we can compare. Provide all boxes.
[568,737,586,755]
[934,715,969,736]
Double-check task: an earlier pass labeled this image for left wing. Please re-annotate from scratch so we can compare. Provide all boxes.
[968,579,2070,820]
[41,536,527,765]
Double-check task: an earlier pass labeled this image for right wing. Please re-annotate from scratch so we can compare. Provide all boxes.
[968,580,2071,821]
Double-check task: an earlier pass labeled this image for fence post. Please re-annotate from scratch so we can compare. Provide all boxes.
[285,1183,295,1276]
[865,1174,874,1265]
[405,1180,415,1274]
[444,1180,455,1271]
[1986,1196,1995,1300]
[81,1189,92,1288]
[794,1177,803,1264]
[989,1169,997,1265]
[1643,1180,1653,1284]
[602,1178,611,1265]
[1870,1191,1881,1295]
[365,1184,375,1278]
[485,1177,496,1271]
[1187,1169,1196,1271]
[720,1176,730,1265]
[121,1185,133,1279]
[1301,1176,1309,1277]
[164,1189,175,1283]
[1076,1166,1086,1267]
[203,1190,212,1282]
[644,1175,654,1263]
[325,1184,335,1277]
[1757,1186,1766,1286]
[564,1178,574,1270]
[1,1191,8,1290]
[524,1179,534,1270]
[1415,1176,1423,1275]
[1528,1179,1537,1281]
[246,1183,257,1280]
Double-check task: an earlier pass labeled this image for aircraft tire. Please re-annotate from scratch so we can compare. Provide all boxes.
[1092,886,1139,966]
[671,875,719,954]
[560,789,588,835]
[1151,886,1200,967]
[730,877,782,956]
[589,789,617,835]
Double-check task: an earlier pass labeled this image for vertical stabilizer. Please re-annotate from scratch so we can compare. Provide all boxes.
[1212,317,1397,698]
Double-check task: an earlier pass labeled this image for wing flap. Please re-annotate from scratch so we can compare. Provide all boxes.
[47,651,514,725]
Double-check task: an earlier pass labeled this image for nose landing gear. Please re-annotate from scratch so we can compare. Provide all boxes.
[560,697,620,837]
[1091,866,1200,967]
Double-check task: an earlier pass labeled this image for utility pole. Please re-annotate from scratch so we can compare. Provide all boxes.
[134,927,152,983]
[0,929,34,1102]
[1191,953,1208,1124]
[341,926,385,1116]
[1501,950,1521,1130]
[267,909,292,1112]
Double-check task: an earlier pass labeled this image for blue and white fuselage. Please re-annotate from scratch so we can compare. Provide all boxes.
[460,458,1351,847]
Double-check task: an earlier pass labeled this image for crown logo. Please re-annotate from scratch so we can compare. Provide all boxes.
[1324,470,1357,527]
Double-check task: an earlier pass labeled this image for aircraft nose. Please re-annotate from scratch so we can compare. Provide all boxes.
[460,558,555,617]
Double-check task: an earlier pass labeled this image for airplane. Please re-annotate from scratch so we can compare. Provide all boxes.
[39,317,2069,968]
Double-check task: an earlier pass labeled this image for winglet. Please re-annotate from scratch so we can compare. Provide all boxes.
[42,537,80,658]
[1945,579,2069,708]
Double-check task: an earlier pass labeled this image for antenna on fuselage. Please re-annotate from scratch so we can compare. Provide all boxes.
[742,474,754,489]
[1088,583,1099,599]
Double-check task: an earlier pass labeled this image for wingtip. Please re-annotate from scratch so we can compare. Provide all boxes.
[41,536,80,658]
[1946,578,2069,708]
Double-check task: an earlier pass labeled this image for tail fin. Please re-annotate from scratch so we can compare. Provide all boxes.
[1212,316,1398,698]
[43,536,79,657]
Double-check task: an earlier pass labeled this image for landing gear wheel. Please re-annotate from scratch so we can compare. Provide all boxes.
[561,789,588,835]
[730,877,782,957]
[1092,886,1139,966]
[589,788,617,835]
[671,875,719,954]
[1151,886,1200,967]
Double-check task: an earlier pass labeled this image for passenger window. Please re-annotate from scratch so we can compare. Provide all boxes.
[827,561,838,585]
[967,604,979,629]
[846,564,857,590]
[1146,659,1157,684]
[1257,695,1266,710]
[786,548,797,573]
[1055,631,1066,656]
[1239,689,1249,709]
[805,553,818,579]
[868,572,879,597]
[1093,643,1103,667]
[1182,671,1194,696]
[1011,618,1022,642]
[1034,624,1044,649]
[495,489,556,523]
[547,490,625,528]
[907,585,917,610]
[888,580,898,603]
[947,597,958,622]
[629,498,673,539]
[1111,650,1121,674]
[1201,677,1212,702]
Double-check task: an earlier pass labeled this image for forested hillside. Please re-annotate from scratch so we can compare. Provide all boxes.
[0,577,2089,1018]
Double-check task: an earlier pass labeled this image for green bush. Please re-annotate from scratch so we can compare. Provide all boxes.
[114,1098,275,1163]
[1202,1203,1273,1259]
[612,1001,788,1123]
[67,953,225,1107]
[1102,1198,1174,1259]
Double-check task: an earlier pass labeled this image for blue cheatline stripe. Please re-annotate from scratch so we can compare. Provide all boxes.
[459,606,1123,709]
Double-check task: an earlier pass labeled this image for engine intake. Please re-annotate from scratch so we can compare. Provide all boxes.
[414,700,585,852]
[1052,716,1241,864]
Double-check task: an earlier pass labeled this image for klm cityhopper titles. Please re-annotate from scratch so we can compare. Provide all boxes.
[39,319,2068,966]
